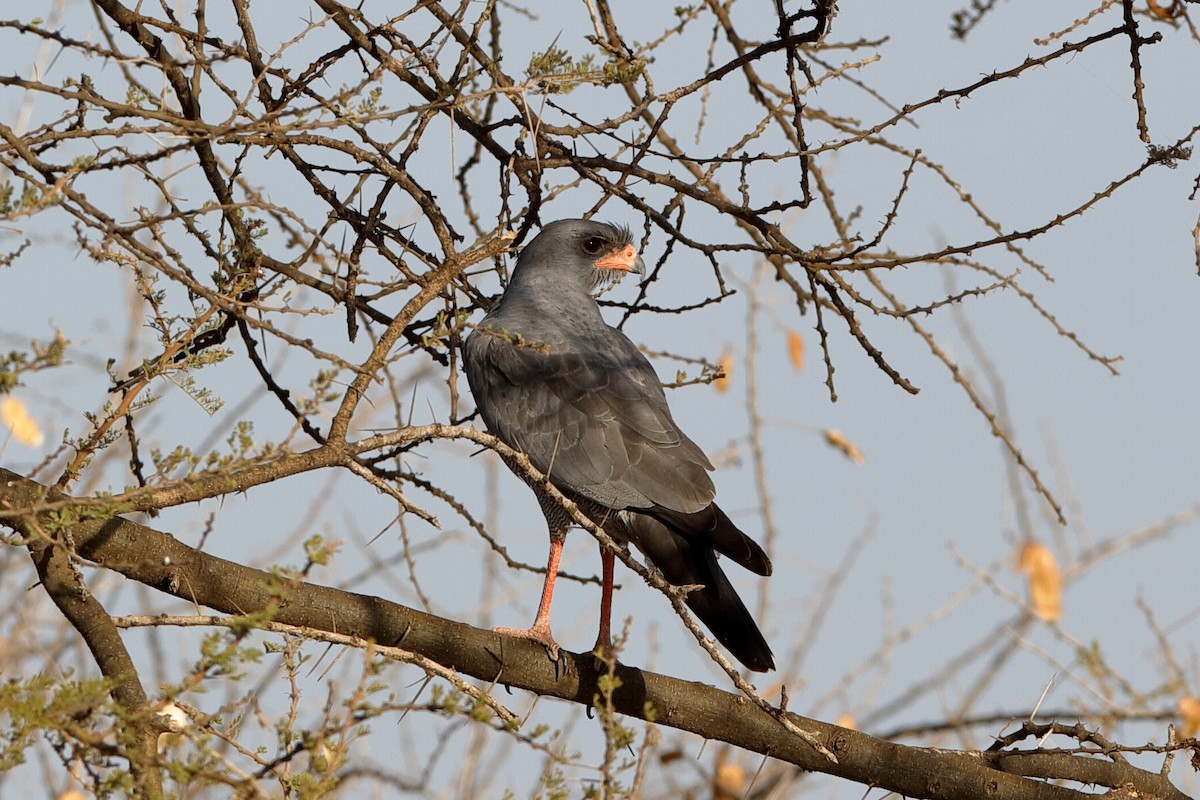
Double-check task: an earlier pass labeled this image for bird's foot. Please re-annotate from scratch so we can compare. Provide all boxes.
[591,635,621,673]
[493,624,562,663]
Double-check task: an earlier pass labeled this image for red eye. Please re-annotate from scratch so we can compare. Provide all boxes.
[582,237,606,255]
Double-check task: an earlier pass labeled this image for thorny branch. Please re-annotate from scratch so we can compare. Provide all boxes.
[1,468,1195,800]
[1,0,1197,797]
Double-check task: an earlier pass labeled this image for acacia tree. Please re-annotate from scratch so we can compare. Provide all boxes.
[1,1,1198,798]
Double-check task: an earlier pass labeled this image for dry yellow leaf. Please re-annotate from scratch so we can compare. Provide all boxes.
[835,713,858,731]
[1,396,44,447]
[713,761,746,799]
[1178,696,1200,738]
[657,748,684,764]
[1147,0,1177,21]
[714,348,733,393]
[824,428,866,464]
[1017,541,1062,622]
[787,329,805,372]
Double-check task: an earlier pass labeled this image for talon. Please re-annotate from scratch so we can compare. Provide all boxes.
[591,639,617,672]
[494,625,562,662]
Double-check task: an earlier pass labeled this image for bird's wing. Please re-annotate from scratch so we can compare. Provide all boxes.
[465,325,714,513]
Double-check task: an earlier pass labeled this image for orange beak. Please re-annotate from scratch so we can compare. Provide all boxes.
[594,243,645,275]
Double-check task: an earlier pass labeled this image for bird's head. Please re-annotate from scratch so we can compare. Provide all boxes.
[512,219,646,295]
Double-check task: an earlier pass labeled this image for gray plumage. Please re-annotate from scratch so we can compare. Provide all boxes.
[463,219,774,671]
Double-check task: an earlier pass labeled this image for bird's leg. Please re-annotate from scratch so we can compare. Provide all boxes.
[591,546,616,664]
[494,530,565,661]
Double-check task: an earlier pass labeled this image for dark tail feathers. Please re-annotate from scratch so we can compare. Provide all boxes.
[623,511,775,672]
[650,503,771,577]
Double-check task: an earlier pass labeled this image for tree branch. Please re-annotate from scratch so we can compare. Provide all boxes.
[15,493,164,798]
[0,468,1188,800]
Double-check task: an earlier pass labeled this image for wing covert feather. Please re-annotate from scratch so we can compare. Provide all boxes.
[464,326,714,513]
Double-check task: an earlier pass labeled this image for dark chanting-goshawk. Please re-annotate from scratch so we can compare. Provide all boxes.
[462,219,774,672]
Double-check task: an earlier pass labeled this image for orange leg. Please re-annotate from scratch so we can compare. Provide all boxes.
[592,546,616,660]
[495,532,565,659]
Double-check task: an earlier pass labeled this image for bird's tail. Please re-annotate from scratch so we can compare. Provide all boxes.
[650,503,772,577]
[622,513,775,672]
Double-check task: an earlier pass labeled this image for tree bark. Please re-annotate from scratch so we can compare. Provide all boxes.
[0,468,1188,800]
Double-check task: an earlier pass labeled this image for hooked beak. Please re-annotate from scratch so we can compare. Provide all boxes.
[594,243,646,276]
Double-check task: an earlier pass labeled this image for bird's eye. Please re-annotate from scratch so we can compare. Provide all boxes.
[581,237,606,255]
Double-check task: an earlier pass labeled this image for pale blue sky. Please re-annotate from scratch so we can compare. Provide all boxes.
[3,1,1199,796]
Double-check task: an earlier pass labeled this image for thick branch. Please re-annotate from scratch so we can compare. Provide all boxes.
[17,501,163,798]
[0,469,1187,800]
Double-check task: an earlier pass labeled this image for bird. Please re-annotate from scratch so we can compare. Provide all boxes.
[462,219,774,672]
